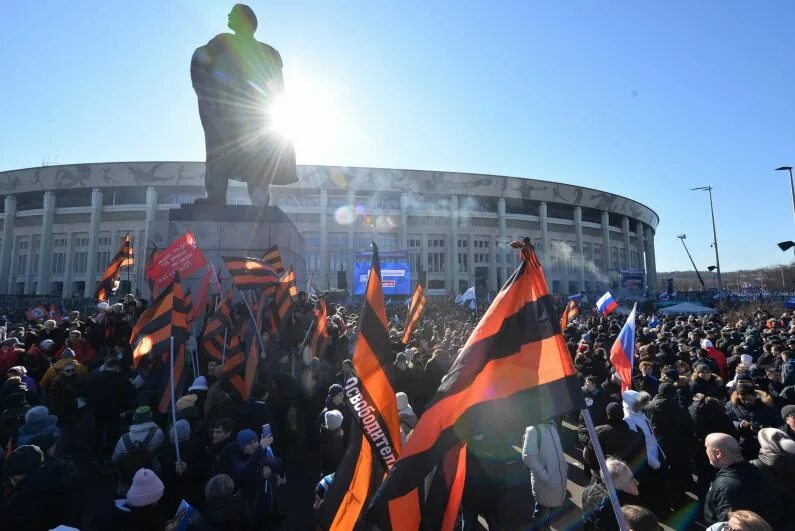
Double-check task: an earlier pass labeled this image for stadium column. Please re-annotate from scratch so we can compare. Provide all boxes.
[399,193,408,250]
[35,191,56,295]
[495,197,506,292]
[83,188,103,297]
[574,206,584,292]
[348,190,356,293]
[449,195,458,293]
[319,189,329,290]
[601,210,612,275]
[467,233,475,288]
[0,195,17,293]
[61,233,74,297]
[142,187,157,297]
[622,217,631,268]
[539,201,549,263]
[636,220,646,288]
[645,226,657,292]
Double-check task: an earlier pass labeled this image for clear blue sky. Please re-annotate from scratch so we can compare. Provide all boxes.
[2,1,794,273]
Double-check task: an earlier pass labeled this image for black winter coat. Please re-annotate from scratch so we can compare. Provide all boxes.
[647,394,695,464]
[703,461,774,526]
[189,492,249,531]
[582,418,646,475]
[750,451,795,531]
[581,481,642,531]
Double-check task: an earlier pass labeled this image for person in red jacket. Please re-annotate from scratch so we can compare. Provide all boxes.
[0,338,25,377]
[702,339,728,381]
[55,330,96,368]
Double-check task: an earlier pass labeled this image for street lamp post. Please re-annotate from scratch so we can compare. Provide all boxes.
[692,186,724,306]
[677,234,706,291]
[775,166,795,224]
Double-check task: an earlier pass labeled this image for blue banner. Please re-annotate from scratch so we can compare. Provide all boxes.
[620,268,645,293]
[354,250,411,295]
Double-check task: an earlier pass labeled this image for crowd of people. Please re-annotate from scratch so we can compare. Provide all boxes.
[0,286,793,530]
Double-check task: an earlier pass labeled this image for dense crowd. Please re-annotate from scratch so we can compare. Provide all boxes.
[0,289,793,530]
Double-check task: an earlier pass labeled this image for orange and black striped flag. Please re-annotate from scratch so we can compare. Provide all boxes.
[402,283,426,344]
[203,289,234,340]
[219,333,246,402]
[240,297,267,400]
[309,297,330,358]
[272,268,298,329]
[421,442,467,531]
[369,238,584,511]
[145,243,160,296]
[200,334,225,363]
[183,289,194,322]
[131,273,181,370]
[222,256,279,292]
[560,297,579,330]
[95,232,134,301]
[157,273,189,414]
[316,244,420,530]
[261,245,285,276]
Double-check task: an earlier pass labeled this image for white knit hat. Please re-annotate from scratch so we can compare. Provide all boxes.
[126,468,164,507]
[325,410,343,431]
[740,354,753,366]
[396,392,410,412]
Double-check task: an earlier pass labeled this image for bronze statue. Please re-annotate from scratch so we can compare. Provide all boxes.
[191,4,297,206]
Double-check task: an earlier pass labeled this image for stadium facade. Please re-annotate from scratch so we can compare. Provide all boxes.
[0,162,658,299]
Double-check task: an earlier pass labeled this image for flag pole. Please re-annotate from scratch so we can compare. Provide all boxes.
[169,336,181,464]
[221,327,227,364]
[191,322,200,379]
[240,293,268,364]
[583,408,629,531]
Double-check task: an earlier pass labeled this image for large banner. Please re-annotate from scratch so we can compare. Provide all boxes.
[146,232,208,289]
[354,250,410,295]
[620,268,645,294]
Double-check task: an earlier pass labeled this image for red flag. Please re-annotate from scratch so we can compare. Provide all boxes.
[191,267,212,323]
[146,232,207,290]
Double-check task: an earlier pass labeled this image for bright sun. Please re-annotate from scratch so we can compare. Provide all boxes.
[267,77,340,158]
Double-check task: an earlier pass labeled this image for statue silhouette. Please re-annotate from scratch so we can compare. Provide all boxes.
[191,4,297,205]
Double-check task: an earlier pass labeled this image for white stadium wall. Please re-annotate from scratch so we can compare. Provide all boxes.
[0,162,658,299]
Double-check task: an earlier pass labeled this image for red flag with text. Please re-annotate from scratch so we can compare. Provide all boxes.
[145,232,207,289]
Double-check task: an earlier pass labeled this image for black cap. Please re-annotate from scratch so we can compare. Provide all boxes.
[606,402,623,420]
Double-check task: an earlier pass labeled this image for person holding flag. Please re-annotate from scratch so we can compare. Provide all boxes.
[610,303,637,394]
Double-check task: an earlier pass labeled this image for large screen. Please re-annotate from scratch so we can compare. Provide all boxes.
[354,250,411,295]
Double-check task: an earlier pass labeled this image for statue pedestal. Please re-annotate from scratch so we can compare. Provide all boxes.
[151,204,305,291]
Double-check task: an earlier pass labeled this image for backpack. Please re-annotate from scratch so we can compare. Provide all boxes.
[118,428,158,482]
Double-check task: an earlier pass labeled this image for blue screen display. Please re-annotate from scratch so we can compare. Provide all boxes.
[353,250,411,295]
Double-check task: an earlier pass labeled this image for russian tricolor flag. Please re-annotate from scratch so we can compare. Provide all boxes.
[610,303,637,394]
[596,291,619,316]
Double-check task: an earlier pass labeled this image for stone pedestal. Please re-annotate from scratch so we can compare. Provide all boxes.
[151,204,305,293]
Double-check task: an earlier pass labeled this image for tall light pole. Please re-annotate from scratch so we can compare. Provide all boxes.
[692,186,724,306]
[775,166,795,223]
[677,234,706,291]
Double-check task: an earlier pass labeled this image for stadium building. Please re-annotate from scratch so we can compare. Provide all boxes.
[0,162,658,299]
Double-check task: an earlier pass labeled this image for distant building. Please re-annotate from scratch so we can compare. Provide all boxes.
[0,162,658,298]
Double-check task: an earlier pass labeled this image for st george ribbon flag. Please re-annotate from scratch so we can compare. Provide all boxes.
[610,303,637,394]
[368,238,584,510]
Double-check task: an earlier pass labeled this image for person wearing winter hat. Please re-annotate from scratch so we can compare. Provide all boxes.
[317,383,347,434]
[320,410,345,475]
[396,392,418,444]
[17,405,61,445]
[4,444,43,479]
[781,404,795,440]
[229,427,282,524]
[200,473,248,529]
[114,468,169,531]
[189,375,209,392]
[7,365,38,396]
[39,348,89,392]
[749,428,795,530]
[112,406,164,464]
[159,417,203,513]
